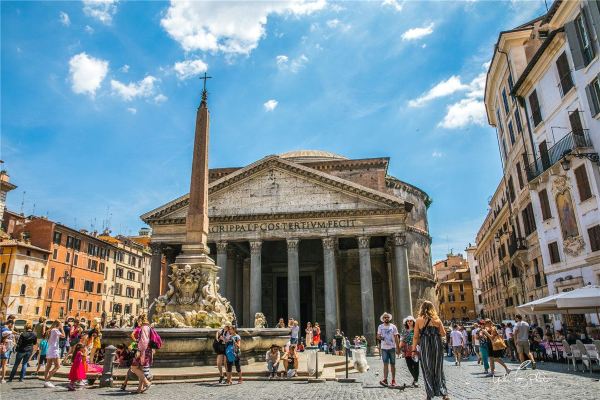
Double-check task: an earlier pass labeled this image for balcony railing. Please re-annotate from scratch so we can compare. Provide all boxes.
[508,237,527,257]
[526,129,592,181]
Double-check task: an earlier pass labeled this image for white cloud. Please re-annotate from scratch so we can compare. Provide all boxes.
[276,54,309,73]
[85,25,94,34]
[160,0,326,55]
[110,76,157,101]
[438,98,486,129]
[382,0,404,12]
[438,69,487,129]
[59,11,70,26]
[326,18,350,32]
[154,94,168,104]
[401,23,434,41]
[68,52,109,97]
[83,0,118,25]
[120,64,129,73]
[432,151,443,158]
[173,59,208,80]
[408,76,469,107]
[127,107,137,114]
[264,99,278,111]
[326,19,340,28]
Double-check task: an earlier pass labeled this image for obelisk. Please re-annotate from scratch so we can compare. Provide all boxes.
[153,73,234,328]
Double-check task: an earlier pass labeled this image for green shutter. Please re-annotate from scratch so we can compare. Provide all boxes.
[585,82,598,116]
[587,0,600,45]
[566,19,586,70]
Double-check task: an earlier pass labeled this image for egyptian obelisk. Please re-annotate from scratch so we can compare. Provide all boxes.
[153,74,234,328]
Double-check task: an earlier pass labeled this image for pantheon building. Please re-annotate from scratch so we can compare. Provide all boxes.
[142,150,435,341]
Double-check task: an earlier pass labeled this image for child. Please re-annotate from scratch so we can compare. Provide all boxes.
[34,330,49,375]
[67,343,88,391]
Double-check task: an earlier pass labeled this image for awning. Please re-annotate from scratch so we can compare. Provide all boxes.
[516,285,600,315]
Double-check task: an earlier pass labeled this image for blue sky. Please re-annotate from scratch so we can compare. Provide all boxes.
[1,0,548,262]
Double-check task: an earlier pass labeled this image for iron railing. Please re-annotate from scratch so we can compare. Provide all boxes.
[526,129,592,181]
[508,237,527,257]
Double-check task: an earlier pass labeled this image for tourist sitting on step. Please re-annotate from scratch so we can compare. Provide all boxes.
[265,344,281,379]
[283,345,299,378]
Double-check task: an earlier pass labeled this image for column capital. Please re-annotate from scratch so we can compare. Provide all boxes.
[249,240,262,254]
[392,232,407,247]
[357,236,370,249]
[149,242,163,255]
[286,238,299,250]
[216,241,228,254]
[322,237,337,250]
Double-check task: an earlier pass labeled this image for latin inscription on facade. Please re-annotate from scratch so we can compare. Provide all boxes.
[209,219,357,233]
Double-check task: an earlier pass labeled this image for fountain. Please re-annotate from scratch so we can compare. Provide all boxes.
[102,74,290,367]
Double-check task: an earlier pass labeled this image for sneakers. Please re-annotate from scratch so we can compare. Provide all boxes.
[218,375,223,384]
[379,379,388,387]
[532,363,537,370]
[44,381,55,388]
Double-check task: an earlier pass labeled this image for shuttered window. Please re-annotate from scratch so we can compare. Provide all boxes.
[548,242,560,264]
[516,162,524,189]
[575,164,593,201]
[508,121,516,144]
[508,176,516,203]
[514,110,523,133]
[556,52,574,96]
[588,224,600,252]
[585,77,600,116]
[522,203,537,236]
[502,88,510,113]
[529,89,542,126]
[539,189,552,220]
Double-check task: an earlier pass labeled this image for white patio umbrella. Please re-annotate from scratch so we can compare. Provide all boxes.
[516,285,600,320]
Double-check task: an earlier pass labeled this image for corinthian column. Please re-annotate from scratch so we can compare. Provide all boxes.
[392,232,412,318]
[358,236,376,349]
[287,238,300,322]
[148,242,163,320]
[322,237,339,342]
[216,241,228,296]
[249,240,262,320]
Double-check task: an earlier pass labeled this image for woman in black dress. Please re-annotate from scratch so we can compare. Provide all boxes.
[412,301,449,400]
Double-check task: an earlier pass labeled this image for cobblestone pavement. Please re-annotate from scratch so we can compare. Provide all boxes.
[1,355,598,400]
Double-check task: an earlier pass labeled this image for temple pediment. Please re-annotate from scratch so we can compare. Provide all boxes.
[141,156,408,224]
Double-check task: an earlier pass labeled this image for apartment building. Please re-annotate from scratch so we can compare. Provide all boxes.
[434,252,476,322]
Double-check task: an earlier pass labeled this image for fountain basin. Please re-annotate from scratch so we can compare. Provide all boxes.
[102,328,291,367]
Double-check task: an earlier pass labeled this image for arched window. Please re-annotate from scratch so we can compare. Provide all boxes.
[20,284,26,296]
[1,263,6,273]
[41,268,45,278]
[37,287,42,298]
[24,264,29,275]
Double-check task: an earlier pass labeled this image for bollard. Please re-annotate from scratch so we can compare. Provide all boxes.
[338,336,356,383]
[99,345,117,388]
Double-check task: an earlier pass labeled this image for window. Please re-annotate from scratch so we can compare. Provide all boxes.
[0,263,5,274]
[84,280,94,292]
[556,52,574,96]
[99,262,105,273]
[460,294,465,301]
[575,165,593,201]
[97,282,102,294]
[66,252,70,263]
[534,258,542,287]
[116,268,124,278]
[585,77,600,116]
[127,271,135,281]
[502,88,510,113]
[73,254,78,266]
[68,298,73,311]
[448,284,453,292]
[588,224,600,252]
[516,162,524,189]
[74,238,81,251]
[53,248,57,259]
[514,110,523,134]
[508,121,516,144]
[18,306,22,314]
[47,287,53,298]
[529,89,542,126]
[508,74,514,93]
[37,287,42,298]
[53,231,62,244]
[59,307,64,318]
[522,203,537,236]
[61,289,66,300]
[66,236,74,248]
[45,306,51,317]
[96,302,100,313]
[459,283,464,292]
[539,189,552,220]
[41,268,45,278]
[88,302,92,312]
[137,288,141,298]
[78,300,82,310]
[69,277,75,289]
[20,284,26,296]
[575,13,595,66]
[508,176,516,203]
[548,241,561,264]
[126,286,135,298]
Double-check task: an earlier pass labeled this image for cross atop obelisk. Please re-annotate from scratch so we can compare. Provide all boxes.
[178,72,212,260]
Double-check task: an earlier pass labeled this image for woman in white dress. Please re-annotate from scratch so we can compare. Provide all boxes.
[43,320,65,388]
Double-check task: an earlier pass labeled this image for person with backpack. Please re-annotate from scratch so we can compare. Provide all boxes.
[214,323,230,384]
[225,326,242,385]
[130,314,154,393]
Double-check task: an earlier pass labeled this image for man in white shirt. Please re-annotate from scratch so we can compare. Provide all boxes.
[450,324,465,366]
[514,314,536,369]
[471,322,481,364]
[505,323,516,361]
[290,320,300,345]
[376,312,400,387]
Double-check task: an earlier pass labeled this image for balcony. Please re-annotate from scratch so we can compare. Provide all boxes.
[526,129,593,181]
[508,237,527,257]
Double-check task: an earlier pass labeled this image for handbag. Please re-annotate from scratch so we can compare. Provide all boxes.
[491,335,507,351]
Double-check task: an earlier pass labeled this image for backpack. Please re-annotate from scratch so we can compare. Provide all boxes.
[225,343,237,362]
[149,328,162,349]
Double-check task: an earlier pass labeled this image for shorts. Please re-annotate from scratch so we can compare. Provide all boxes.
[452,346,463,354]
[516,341,530,355]
[0,350,11,360]
[226,358,241,373]
[290,338,298,345]
[381,348,396,365]
[39,355,47,365]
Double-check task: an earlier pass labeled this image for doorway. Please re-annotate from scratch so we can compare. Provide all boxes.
[275,276,288,322]
[299,275,313,326]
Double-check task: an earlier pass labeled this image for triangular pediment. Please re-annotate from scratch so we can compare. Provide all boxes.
[141,156,406,223]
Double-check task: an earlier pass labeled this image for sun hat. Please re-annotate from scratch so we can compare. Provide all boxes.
[402,315,416,326]
[380,312,393,322]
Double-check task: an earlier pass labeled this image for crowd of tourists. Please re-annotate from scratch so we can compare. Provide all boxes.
[0,313,159,394]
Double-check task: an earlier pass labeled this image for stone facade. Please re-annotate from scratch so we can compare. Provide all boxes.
[142,150,434,341]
